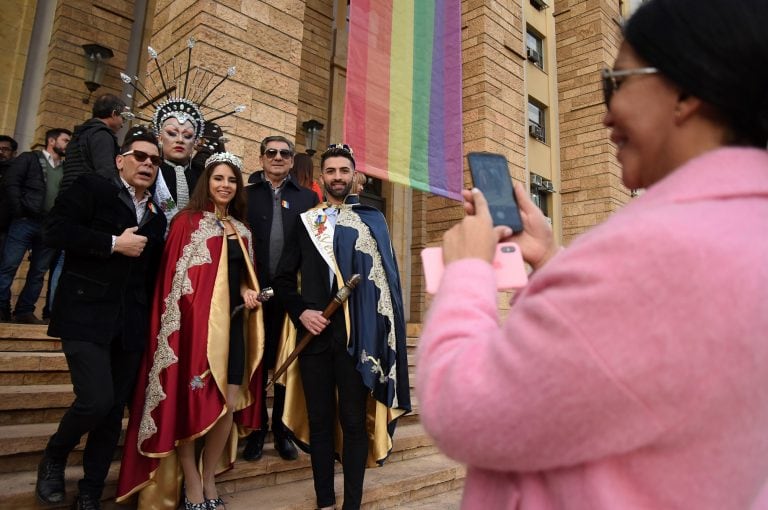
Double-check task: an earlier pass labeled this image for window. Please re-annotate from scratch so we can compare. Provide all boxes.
[527,100,546,143]
[526,29,544,69]
[530,0,549,10]
[530,173,554,219]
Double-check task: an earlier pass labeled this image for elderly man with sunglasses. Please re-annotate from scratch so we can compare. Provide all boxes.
[35,127,167,510]
[243,135,319,462]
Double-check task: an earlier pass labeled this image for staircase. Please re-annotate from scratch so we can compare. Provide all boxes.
[0,323,464,509]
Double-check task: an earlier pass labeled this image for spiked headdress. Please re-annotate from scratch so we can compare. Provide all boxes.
[120,38,245,140]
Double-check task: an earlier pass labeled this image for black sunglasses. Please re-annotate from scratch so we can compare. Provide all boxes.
[325,143,354,155]
[122,149,162,167]
[263,148,293,159]
[601,67,659,106]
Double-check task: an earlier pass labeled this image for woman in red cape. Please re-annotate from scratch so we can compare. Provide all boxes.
[116,153,264,510]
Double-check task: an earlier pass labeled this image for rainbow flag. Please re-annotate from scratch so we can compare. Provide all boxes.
[344,0,463,200]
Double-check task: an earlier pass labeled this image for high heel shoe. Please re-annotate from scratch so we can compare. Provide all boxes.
[205,496,226,509]
[183,496,209,510]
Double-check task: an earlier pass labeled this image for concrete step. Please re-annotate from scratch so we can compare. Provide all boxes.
[0,324,421,349]
[221,452,464,510]
[0,384,74,411]
[0,351,70,386]
[0,398,422,459]
[0,351,69,373]
[0,324,59,351]
[2,422,443,509]
[400,486,463,509]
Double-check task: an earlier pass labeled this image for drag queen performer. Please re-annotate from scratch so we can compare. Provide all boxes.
[116,153,265,510]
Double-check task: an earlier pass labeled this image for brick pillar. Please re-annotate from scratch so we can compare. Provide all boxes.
[554,0,627,244]
[147,0,307,172]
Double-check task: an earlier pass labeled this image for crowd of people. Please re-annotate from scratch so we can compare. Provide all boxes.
[6,0,768,509]
[9,84,409,510]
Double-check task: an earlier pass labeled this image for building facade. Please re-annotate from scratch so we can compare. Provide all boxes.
[1,0,638,322]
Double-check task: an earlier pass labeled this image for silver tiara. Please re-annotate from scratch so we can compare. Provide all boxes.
[120,38,246,140]
[205,152,242,171]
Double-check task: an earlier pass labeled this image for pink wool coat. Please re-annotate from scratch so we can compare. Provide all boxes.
[417,148,768,510]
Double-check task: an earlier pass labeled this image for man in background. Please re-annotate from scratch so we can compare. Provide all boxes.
[60,94,124,193]
[0,134,19,252]
[0,135,18,165]
[243,135,318,461]
[0,128,70,323]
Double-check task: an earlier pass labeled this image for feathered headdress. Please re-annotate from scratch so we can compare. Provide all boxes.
[120,38,246,140]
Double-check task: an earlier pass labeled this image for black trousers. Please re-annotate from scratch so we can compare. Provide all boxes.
[299,340,369,510]
[259,298,287,435]
[44,338,142,497]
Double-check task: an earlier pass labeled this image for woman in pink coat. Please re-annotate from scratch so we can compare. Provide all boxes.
[417,1,768,509]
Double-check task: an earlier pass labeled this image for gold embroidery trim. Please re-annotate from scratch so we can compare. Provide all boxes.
[337,207,400,406]
[137,212,220,447]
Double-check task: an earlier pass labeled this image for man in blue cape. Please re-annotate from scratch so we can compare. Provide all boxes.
[273,144,411,510]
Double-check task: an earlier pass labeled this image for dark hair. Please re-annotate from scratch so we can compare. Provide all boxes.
[320,146,356,170]
[290,153,315,188]
[92,94,126,119]
[0,135,18,151]
[186,161,247,224]
[624,0,768,147]
[45,128,72,145]
[120,126,159,153]
[259,135,294,156]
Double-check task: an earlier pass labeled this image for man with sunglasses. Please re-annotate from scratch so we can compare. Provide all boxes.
[243,135,318,462]
[36,127,166,510]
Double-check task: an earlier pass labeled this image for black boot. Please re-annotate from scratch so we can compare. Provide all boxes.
[273,429,298,461]
[72,492,101,510]
[35,456,66,504]
[242,430,265,461]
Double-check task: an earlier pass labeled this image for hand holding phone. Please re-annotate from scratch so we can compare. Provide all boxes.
[467,152,523,232]
[421,242,528,294]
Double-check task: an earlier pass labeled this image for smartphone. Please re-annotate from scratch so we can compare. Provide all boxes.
[421,242,528,294]
[467,152,523,232]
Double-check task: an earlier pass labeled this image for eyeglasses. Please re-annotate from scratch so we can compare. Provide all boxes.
[325,143,354,155]
[121,149,162,167]
[601,67,659,106]
[263,148,293,159]
[0,147,12,153]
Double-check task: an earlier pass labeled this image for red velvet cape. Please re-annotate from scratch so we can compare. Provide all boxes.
[116,210,263,505]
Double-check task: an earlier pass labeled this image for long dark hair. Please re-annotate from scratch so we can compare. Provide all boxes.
[290,153,315,189]
[185,161,247,224]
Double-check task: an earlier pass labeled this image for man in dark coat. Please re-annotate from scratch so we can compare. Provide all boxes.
[0,134,19,254]
[59,94,125,194]
[35,127,166,510]
[242,135,318,461]
[0,128,70,323]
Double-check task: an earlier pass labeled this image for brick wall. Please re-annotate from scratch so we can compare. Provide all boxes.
[36,0,138,144]
[293,0,333,157]
[147,0,307,176]
[554,0,627,244]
